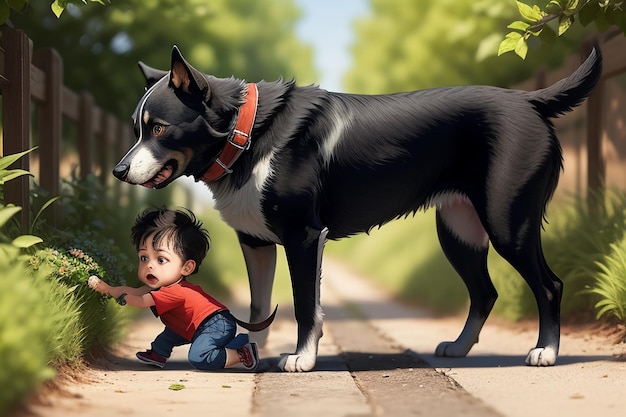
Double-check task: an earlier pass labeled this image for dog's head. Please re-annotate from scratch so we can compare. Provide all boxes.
[112,46,246,188]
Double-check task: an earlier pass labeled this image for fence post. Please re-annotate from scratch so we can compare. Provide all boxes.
[100,112,116,187]
[115,123,134,206]
[78,92,94,180]
[1,27,32,230]
[583,38,604,212]
[33,48,63,226]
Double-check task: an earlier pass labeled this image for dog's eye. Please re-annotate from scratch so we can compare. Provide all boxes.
[152,124,166,137]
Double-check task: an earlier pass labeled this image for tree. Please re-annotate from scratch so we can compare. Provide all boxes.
[8,0,316,119]
[344,0,596,94]
[0,0,107,25]
[500,0,626,59]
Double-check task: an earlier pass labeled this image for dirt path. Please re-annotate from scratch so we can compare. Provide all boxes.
[16,258,626,417]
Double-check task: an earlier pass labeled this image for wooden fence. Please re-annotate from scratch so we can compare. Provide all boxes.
[515,30,626,204]
[1,27,626,229]
[0,27,134,229]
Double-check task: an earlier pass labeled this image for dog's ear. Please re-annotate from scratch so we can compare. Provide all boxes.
[169,45,211,101]
[138,62,168,90]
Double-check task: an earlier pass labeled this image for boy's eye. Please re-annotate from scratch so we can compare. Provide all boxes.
[158,257,168,264]
[139,255,148,262]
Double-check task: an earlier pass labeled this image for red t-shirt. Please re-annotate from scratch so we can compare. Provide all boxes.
[151,280,228,341]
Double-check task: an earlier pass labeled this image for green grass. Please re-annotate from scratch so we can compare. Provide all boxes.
[588,237,626,323]
[0,150,137,414]
[0,262,58,415]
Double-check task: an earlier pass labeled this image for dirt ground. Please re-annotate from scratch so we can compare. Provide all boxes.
[13,258,626,417]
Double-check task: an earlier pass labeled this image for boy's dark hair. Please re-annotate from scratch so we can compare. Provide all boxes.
[131,206,210,275]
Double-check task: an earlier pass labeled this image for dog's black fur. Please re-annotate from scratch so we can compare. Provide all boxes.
[113,46,602,371]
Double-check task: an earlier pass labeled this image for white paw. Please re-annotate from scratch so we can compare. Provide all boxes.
[277,353,316,372]
[435,341,471,358]
[525,347,557,366]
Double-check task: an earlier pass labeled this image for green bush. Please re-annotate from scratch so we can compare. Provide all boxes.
[28,246,128,352]
[0,244,84,415]
[589,237,626,324]
[0,149,136,413]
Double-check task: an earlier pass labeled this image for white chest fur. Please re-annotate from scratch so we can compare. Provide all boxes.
[210,153,280,243]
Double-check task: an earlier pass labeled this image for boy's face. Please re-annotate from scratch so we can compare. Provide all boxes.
[137,233,195,289]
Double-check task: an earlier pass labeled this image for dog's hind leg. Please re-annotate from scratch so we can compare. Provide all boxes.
[277,226,328,372]
[434,198,496,358]
[490,231,562,366]
[480,164,562,366]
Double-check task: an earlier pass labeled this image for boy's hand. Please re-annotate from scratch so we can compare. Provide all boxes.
[88,275,100,289]
[88,275,110,295]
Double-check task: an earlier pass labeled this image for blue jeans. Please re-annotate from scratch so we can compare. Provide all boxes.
[151,311,238,370]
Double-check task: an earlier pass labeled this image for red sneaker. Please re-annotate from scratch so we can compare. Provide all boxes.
[136,349,166,368]
[237,342,259,371]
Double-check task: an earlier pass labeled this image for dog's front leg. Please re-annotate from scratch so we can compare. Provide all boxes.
[278,226,328,372]
[238,234,277,347]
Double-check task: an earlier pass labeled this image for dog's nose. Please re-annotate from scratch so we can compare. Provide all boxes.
[112,164,129,180]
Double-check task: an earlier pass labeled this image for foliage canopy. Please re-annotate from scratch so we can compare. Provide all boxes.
[500,0,626,59]
[8,0,316,119]
[344,0,598,94]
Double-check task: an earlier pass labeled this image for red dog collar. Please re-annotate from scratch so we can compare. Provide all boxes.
[201,82,258,183]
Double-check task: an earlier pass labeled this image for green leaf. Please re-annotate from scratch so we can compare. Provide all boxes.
[498,32,522,56]
[515,35,529,59]
[12,235,43,248]
[168,384,185,391]
[30,196,61,234]
[51,0,64,18]
[558,15,574,35]
[605,7,626,28]
[0,148,36,170]
[0,169,32,185]
[579,1,600,26]
[565,0,579,11]
[507,20,531,31]
[546,0,564,15]
[0,206,21,228]
[594,9,612,31]
[516,1,544,22]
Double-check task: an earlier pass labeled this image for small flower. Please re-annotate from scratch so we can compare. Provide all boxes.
[69,248,85,259]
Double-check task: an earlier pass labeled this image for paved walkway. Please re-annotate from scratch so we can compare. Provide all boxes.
[17,258,626,417]
[325,259,626,417]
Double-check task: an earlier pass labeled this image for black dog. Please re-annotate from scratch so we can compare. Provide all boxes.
[113,46,602,371]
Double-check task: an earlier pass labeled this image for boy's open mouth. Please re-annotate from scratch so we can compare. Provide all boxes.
[146,274,159,284]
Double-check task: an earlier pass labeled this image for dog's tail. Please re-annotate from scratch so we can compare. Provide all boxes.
[528,46,602,118]
[233,305,278,332]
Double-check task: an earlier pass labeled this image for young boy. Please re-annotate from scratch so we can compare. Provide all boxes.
[88,206,275,371]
